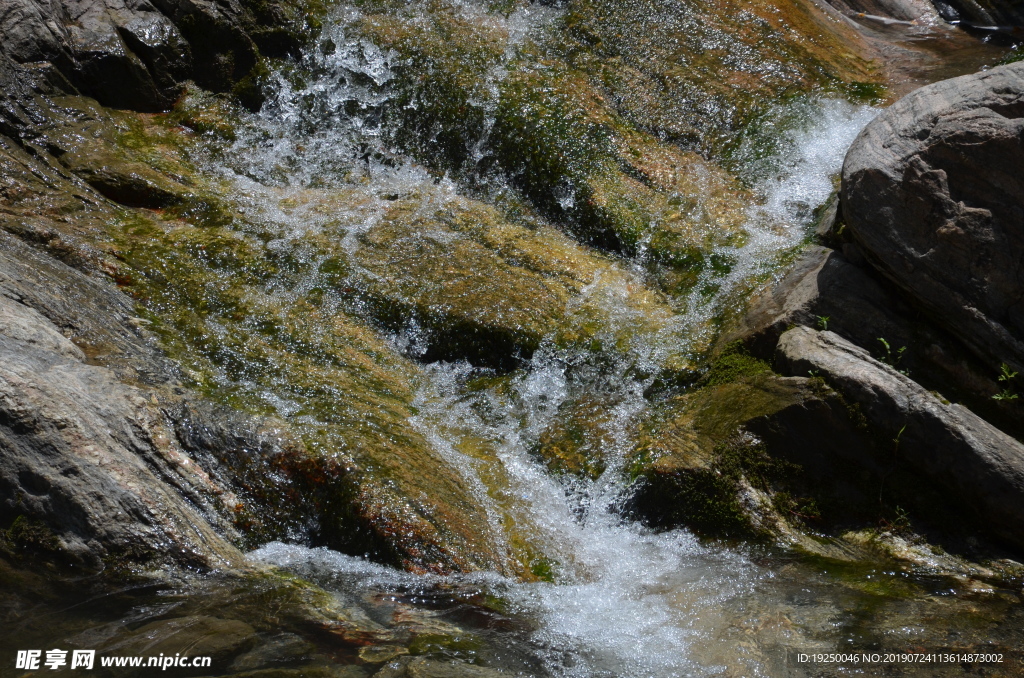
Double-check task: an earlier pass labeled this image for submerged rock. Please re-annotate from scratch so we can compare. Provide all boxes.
[104,615,259,661]
[373,657,503,678]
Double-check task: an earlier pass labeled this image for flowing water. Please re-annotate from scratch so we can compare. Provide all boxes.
[4,1,1023,676]
[210,5,1017,676]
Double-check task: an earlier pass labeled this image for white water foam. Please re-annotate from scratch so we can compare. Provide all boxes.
[669,98,878,351]
[241,94,877,677]
[205,8,883,674]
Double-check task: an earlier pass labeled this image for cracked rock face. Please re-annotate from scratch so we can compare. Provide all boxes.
[0,0,315,112]
[842,61,1024,377]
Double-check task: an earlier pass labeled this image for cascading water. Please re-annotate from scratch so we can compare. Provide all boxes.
[3,0,1023,675]
[221,5,901,675]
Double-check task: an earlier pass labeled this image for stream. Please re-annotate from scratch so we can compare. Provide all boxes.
[2,1,1022,676]
[228,4,1017,676]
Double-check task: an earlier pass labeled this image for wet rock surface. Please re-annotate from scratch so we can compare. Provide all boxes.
[2,0,1024,672]
[0,0,323,111]
[627,371,873,539]
[0,44,521,577]
[935,0,1024,25]
[0,236,244,571]
[702,58,1024,559]
[719,243,1023,436]
[826,0,942,23]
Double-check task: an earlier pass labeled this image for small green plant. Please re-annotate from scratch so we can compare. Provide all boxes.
[701,341,771,387]
[993,363,1019,401]
[877,337,907,374]
[816,315,829,331]
[880,505,912,535]
[772,491,821,525]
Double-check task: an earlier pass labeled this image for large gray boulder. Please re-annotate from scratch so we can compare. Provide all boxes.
[718,244,1020,435]
[0,230,250,571]
[776,326,1024,550]
[842,61,1024,378]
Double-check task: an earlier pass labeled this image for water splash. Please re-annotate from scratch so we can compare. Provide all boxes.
[671,98,878,352]
[227,85,879,678]
[189,6,888,675]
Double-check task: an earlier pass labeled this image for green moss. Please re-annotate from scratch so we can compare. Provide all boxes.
[169,86,245,140]
[2,516,61,555]
[998,46,1024,65]
[701,342,771,387]
[645,438,815,538]
[407,633,483,662]
[844,80,887,104]
[531,396,612,481]
[628,370,840,538]
[348,2,749,278]
[529,557,558,583]
[647,468,754,539]
[555,0,882,153]
[234,57,275,110]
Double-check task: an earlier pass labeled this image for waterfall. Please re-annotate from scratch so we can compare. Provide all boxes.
[241,10,881,669]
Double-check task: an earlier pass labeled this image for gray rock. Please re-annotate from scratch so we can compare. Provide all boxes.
[841,61,1024,378]
[103,615,257,660]
[776,326,1024,550]
[718,244,919,362]
[0,230,180,385]
[718,245,1013,429]
[0,289,245,569]
[0,290,85,361]
[0,223,253,571]
[625,372,881,538]
[0,0,313,114]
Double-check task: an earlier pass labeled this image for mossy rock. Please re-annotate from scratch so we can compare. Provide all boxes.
[351,200,573,367]
[627,371,842,538]
[350,2,750,274]
[102,616,259,662]
[557,0,882,147]
[350,195,682,369]
[373,657,503,678]
[1,100,515,576]
[531,395,616,480]
[0,72,686,580]
[346,0,883,282]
